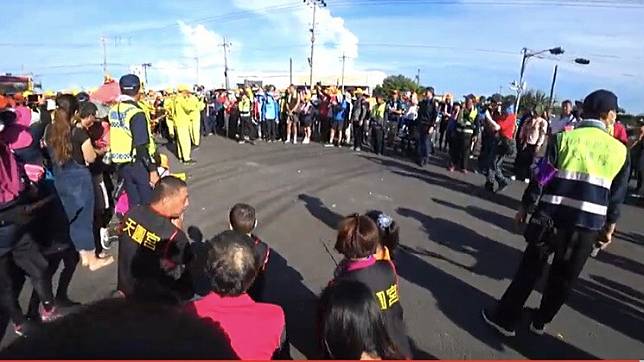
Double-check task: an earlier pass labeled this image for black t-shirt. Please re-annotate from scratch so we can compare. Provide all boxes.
[71,126,89,165]
[117,205,192,299]
[335,261,411,358]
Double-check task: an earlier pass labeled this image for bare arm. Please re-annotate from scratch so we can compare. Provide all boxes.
[81,138,97,164]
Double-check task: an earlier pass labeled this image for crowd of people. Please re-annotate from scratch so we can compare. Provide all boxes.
[0,71,641,359]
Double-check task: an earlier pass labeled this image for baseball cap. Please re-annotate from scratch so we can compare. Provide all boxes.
[582,89,618,116]
[119,74,141,92]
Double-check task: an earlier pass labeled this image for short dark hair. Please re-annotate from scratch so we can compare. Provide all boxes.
[425,87,434,94]
[229,203,256,234]
[150,176,187,204]
[206,230,258,297]
[562,99,573,107]
[78,101,98,119]
[1,298,237,359]
[335,214,379,259]
[318,280,403,360]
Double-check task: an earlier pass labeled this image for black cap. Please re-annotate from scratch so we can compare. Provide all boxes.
[119,74,141,93]
[583,89,618,117]
[489,93,502,103]
[425,87,435,94]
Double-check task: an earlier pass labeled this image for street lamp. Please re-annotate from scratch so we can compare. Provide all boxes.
[514,46,565,115]
[547,57,591,112]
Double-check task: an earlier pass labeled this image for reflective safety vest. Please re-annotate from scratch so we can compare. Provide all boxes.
[457,107,478,134]
[539,121,627,230]
[109,101,156,164]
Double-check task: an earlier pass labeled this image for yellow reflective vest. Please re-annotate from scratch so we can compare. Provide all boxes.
[108,101,156,164]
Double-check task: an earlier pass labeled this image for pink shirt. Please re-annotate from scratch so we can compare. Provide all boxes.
[187,293,285,360]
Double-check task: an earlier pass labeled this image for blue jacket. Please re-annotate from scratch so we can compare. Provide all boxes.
[334,99,349,122]
[262,95,280,122]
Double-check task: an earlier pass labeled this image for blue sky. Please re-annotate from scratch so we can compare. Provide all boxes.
[1,0,643,113]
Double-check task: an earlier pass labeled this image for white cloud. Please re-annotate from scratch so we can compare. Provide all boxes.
[231,0,364,78]
[152,21,233,88]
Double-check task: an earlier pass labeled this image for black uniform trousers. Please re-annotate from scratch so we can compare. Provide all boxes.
[496,227,597,328]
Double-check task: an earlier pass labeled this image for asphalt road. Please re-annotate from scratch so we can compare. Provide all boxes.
[3,134,644,359]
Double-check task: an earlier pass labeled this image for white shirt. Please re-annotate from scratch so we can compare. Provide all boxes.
[549,114,575,134]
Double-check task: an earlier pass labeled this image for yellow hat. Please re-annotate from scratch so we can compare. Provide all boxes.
[71,88,79,96]
[44,90,55,97]
[177,84,190,92]
[355,88,364,95]
[22,91,33,97]
[165,87,174,94]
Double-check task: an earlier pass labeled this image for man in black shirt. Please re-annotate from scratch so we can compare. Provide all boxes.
[416,87,438,166]
[118,176,192,301]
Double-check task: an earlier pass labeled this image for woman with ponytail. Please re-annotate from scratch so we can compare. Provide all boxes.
[46,95,113,271]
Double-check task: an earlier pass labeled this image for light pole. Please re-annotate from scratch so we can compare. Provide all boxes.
[547,58,590,113]
[514,46,564,115]
[305,0,327,91]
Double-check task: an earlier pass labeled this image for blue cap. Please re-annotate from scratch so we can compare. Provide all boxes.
[119,74,141,92]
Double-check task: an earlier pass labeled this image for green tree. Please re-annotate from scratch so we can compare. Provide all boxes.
[376,74,421,98]
[518,89,550,114]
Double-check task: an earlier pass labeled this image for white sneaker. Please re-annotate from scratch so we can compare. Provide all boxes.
[524,178,530,184]
[284,139,290,144]
[100,228,111,250]
[303,138,310,144]
[510,175,516,181]
[355,147,361,152]
[324,143,334,148]
[293,138,298,144]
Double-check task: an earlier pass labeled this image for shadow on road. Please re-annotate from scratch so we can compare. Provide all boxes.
[261,249,322,359]
[614,230,644,246]
[359,154,522,211]
[397,207,521,281]
[565,275,644,344]
[431,197,519,235]
[594,249,644,277]
[297,194,344,230]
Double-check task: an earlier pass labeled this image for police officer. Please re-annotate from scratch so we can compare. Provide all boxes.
[482,89,630,337]
[109,74,159,208]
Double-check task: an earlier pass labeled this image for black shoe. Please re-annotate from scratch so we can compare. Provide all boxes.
[530,320,546,335]
[481,307,516,337]
[496,181,509,193]
[484,182,495,192]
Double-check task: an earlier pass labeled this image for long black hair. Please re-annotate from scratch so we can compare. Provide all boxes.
[318,280,402,360]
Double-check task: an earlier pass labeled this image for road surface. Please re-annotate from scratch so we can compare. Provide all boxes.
[4,135,644,359]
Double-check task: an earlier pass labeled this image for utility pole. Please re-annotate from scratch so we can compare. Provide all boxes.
[289,57,293,85]
[221,36,231,90]
[514,47,528,115]
[141,63,152,86]
[415,68,420,86]
[101,35,107,75]
[547,64,558,114]
[340,53,347,92]
[305,0,327,91]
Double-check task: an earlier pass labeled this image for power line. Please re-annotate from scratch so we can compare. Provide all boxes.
[328,0,644,8]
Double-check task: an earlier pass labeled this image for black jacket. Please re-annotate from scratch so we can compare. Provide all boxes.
[417,98,438,128]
